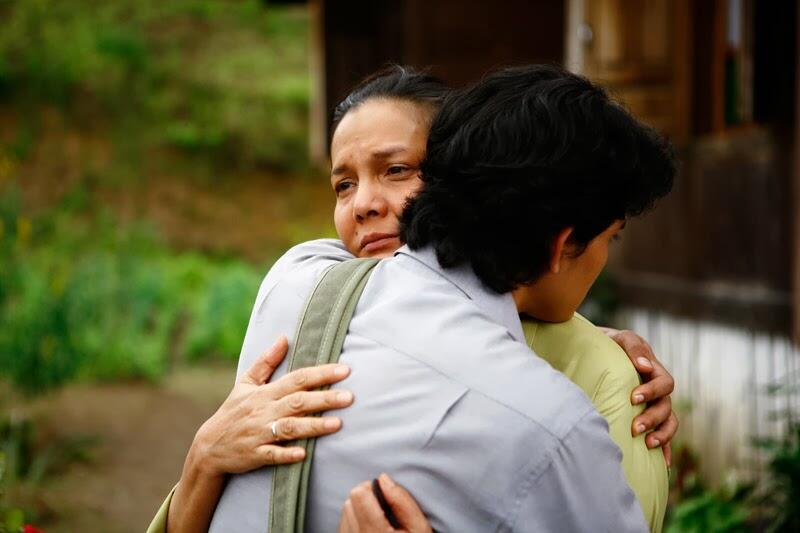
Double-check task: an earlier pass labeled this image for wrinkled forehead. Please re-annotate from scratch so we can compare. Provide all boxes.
[330,99,432,165]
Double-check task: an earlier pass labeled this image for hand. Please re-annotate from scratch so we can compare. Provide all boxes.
[190,336,355,478]
[338,474,432,533]
[600,328,679,466]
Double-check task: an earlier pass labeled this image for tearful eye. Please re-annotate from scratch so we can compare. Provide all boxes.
[334,180,355,197]
[387,165,409,176]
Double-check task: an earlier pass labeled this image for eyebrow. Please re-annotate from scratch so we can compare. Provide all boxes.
[331,145,408,176]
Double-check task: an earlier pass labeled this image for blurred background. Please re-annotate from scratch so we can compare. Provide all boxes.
[0,0,798,531]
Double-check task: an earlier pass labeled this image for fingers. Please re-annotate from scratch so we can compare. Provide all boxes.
[254,444,306,465]
[379,473,432,533]
[646,411,679,452]
[631,370,674,405]
[242,336,289,385]
[632,396,672,437]
[268,364,352,399]
[270,416,343,442]
[275,390,354,418]
[339,498,359,533]
[349,481,393,531]
[662,442,673,468]
[610,330,658,375]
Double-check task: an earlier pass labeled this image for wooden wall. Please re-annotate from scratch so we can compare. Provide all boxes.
[308,0,799,339]
[314,0,564,146]
[569,0,798,337]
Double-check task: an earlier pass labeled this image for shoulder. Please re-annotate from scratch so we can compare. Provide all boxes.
[527,313,640,403]
[417,318,599,441]
[271,238,354,273]
[254,239,355,311]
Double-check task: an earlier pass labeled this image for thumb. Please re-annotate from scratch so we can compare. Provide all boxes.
[378,473,431,533]
[242,336,289,385]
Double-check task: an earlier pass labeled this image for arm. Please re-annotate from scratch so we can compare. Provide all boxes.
[601,328,679,465]
[158,240,359,533]
[594,369,669,532]
[511,409,649,532]
[164,337,354,533]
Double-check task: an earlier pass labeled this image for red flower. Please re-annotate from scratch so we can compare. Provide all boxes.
[22,525,45,533]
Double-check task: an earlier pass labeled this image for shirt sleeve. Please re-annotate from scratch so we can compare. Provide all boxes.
[145,485,176,533]
[510,410,649,533]
[594,370,669,533]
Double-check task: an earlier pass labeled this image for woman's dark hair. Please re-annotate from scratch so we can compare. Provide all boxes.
[401,64,677,293]
[331,65,451,135]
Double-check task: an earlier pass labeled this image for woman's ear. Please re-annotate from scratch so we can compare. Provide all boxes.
[549,227,574,274]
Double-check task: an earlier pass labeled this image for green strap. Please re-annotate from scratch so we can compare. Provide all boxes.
[269,258,379,533]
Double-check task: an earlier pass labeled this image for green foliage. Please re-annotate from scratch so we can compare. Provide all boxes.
[185,263,261,361]
[0,414,95,486]
[755,422,800,532]
[666,380,800,532]
[0,183,266,394]
[666,486,752,533]
[0,410,95,531]
[0,0,310,170]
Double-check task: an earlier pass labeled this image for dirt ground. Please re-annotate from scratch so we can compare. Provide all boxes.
[20,364,235,533]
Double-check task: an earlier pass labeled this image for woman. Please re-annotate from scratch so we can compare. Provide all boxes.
[150,66,677,533]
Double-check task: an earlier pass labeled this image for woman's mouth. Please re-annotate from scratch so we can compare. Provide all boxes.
[360,233,399,254]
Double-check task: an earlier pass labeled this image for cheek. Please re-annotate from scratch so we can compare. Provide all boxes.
[333,204,356,247]
[389,175,424,214]
[586,247,609,286]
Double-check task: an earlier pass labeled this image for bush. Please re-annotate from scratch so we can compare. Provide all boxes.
[756,423,800,532]
[0,0,310,171]
[185,263,262,361]
[0,184,266,394]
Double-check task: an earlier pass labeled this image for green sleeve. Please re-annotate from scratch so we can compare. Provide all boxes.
[592,367,668,533]
[146,485,176,533]
[523,315,668,533]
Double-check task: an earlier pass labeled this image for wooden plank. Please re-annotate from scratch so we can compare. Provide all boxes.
[793,2,800,347]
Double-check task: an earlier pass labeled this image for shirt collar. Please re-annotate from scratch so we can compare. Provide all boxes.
[395,245,526,343]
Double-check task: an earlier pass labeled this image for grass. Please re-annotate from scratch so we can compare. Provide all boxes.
[0,0,310,172]
[0,180,266,395]
[0,0,322,396]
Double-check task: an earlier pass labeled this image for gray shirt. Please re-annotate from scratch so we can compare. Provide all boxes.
[210,239,647,532]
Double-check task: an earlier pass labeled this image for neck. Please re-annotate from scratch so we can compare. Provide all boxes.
[512,276,573,323]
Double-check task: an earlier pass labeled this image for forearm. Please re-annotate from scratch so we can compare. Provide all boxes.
[167,439,225,533]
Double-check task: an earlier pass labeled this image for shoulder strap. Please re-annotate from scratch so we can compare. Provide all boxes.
[269,257,379,533]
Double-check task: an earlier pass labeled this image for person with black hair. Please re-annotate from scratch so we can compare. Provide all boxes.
[204,64,674,532]
[338,64,676,533]
[150,65,677,533]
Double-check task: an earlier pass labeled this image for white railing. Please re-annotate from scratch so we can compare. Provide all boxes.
[620,307,800,485]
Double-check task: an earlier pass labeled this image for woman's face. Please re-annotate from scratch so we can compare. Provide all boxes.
[331,99,430,258]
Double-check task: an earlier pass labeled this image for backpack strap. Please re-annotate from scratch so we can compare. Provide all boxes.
[269,257,379,532]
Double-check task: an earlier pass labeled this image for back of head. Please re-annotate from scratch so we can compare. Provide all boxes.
[401,64,676,293]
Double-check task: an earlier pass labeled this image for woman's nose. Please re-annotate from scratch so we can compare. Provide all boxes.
[353,181,389,221]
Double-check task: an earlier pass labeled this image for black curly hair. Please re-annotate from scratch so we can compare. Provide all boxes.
[401,64,677,293]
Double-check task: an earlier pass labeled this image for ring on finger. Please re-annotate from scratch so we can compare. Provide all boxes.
[271,421,280,441]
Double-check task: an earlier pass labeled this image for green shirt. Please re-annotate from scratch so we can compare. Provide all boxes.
[522,313,668,533]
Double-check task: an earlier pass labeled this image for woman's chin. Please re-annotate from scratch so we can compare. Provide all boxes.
[360,249,396,259]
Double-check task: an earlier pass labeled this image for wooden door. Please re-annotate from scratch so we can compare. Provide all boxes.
[578,0,691,143]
